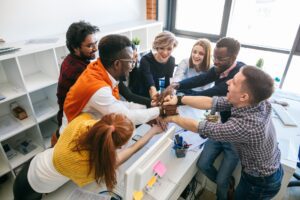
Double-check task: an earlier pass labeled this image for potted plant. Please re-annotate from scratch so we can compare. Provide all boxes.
[256,58,264,69]
[132,37,141,52]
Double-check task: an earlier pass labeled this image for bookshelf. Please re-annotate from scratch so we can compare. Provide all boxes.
[0,20,163,198]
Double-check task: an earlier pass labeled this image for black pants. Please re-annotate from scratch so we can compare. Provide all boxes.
[13,162,43,200]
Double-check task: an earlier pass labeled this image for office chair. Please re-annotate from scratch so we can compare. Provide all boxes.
[288,149,300,187]
[288,172,300,187]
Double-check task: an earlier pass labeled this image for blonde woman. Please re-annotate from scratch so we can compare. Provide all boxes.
[137,31,178,99]
[173,39,212,93]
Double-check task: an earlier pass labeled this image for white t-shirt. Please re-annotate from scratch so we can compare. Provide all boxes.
[60,72,159,133]
[27,148,69,193]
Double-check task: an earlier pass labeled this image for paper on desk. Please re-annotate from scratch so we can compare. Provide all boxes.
[278,138,299,162]
[67,188,110,200]
[178,130,207,151]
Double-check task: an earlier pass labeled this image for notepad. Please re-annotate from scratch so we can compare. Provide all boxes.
[272,103,298,127]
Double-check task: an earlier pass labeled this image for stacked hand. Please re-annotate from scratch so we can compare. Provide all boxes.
[147,117,168,131]
[158,82,179,105]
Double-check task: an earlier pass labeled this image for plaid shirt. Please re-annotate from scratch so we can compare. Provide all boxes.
[56,54,90,126]
[198,97,281,177]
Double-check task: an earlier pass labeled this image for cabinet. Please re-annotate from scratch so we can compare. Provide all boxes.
[0,20,162,198]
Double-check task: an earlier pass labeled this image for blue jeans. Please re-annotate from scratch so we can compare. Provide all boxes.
[235,165,283,200]
[197,139,239,200]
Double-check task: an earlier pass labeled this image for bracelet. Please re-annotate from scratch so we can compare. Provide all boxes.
[177,95,184,106]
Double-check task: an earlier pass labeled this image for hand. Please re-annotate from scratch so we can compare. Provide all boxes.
[159,104,178,119]
[150,96,160,107]
[149,87,158,100]
[155,117,168,131]
[158,84,177,104]
[147,117,168,131]
[161,115,177,123]
[149,124,164,135]
[163,95,178,106]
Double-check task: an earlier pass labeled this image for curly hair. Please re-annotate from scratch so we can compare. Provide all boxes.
[66,21,99,54]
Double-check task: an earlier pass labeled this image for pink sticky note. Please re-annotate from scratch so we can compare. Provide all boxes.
[153,161,167,177]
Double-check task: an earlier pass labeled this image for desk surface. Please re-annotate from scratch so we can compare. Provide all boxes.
[43,93,300,200]
[43,106,205,200]
[271,92,300,171]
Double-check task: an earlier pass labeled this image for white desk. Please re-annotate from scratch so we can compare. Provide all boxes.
[43,106,206,200]
[271,92,300,200]
[43,95,300,200]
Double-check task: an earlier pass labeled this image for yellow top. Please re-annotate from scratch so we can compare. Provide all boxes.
[53,113,97,187]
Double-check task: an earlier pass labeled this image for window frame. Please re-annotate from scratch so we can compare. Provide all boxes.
[166,0,296,88]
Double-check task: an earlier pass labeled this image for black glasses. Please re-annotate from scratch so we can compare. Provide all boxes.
[213,56,231,62]
[119,58,136,66]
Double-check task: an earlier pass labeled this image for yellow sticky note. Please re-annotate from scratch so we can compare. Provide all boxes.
[133,191,144,200]
[147,176,157,187]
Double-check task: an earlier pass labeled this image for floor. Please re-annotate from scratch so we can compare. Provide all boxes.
[185,169,300,200]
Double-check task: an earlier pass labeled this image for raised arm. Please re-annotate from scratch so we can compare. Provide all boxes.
[163,95,213,110]
[119,81,151,108]
[116,125,163,165]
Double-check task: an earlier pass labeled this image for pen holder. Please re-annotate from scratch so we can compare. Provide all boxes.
[175,148,187,158]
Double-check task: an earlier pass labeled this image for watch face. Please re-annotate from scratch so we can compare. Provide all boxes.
[177,92,184,96]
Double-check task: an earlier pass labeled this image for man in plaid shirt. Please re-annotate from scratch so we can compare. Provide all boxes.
[163,66,283,199]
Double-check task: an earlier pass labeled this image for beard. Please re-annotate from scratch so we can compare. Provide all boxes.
[79,51,96,61]
[215,64,231,74]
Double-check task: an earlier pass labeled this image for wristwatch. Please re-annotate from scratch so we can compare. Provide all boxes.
[177,94,184,106]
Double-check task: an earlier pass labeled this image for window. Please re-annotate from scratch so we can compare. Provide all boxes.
[168,0,231,41]
[228,0,300,50]
[175,0,225,35]
[167,0,300,93]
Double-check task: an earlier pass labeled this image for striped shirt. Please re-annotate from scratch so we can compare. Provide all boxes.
[198,96,281,177]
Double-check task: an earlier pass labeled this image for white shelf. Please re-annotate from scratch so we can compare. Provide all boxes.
[0,115,36,142]
[9,143,43,169]
[0,82,26,103]
[33,99,58,123]
[0,20,163,196]
[23,72,57,92]
[39,118,57,149]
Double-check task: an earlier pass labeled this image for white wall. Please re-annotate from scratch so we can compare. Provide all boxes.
[0,0,146,42]
[158,0,168,28]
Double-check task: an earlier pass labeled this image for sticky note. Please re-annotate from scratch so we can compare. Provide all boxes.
[133,191,144,200]
[153,161,167,177]
[147,176,157,188]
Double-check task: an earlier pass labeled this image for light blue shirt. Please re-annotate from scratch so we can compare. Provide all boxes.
[173,58,213,91]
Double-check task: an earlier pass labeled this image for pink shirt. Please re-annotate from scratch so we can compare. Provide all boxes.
[220,62,237,79]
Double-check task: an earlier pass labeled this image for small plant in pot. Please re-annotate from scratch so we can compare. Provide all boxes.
[256,58,264,69]
[132,37,141,52]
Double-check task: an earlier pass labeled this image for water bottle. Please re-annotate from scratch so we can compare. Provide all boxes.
[274,77,281,90]
[159,78,165,93]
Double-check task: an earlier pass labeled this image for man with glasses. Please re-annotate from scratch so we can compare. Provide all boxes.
[164,37,245,199]
[60,34,164,133]
[54,21,99,145]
